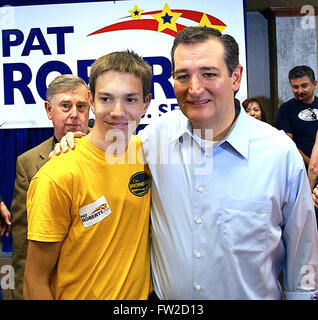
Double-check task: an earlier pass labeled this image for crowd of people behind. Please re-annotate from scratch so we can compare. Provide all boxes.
[242,65,318,215]
[0,26,318,300]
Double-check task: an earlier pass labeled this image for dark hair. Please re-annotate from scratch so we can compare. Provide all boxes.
[288,65,316,83]
[89,50,152,102]
[171,26,239,76]
[242,97,266,122]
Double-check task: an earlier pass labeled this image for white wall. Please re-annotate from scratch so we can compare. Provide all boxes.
[245,12,271,99]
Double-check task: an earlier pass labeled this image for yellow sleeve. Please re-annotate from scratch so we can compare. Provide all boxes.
[27,173,72,242]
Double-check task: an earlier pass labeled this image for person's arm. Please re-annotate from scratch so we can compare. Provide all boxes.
[23,240,62,300]
[0,200,11,237]
[282,152,318,299]
[284,132,311,167]
[299,149,311,167]
[308,131,318,190]
[10,156,32,299]
[285,132,293,140]
[282,131,311,167]
[275,105,311,165]
[312,186,318,208]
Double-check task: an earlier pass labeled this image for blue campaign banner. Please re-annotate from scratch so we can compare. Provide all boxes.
[0,0,247,129]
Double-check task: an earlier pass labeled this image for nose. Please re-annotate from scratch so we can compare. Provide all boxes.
[188,76,204,96]
[110,100,125,118]
[69,105,78,118]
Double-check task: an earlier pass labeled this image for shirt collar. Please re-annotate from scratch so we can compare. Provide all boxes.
[171,104,251,160]
[170,112,192,143]
[224,105,250,159]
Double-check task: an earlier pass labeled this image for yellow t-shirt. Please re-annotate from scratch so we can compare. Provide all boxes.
[27,136,151,300]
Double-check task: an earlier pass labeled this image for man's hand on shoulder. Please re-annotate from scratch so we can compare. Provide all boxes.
[0,201,11,237]
[49,131,86,158]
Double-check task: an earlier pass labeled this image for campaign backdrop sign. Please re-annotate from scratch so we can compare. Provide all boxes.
[0,0,247,129]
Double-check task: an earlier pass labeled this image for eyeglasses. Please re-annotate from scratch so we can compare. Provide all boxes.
[308,107,317,120]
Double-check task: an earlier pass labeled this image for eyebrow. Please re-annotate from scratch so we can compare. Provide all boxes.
[97,91,140,97]
[59,99,88,104]
[174,66,220,75]
[292,83,309,87]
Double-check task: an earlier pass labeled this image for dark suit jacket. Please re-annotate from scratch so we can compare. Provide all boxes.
[11,136,54,300]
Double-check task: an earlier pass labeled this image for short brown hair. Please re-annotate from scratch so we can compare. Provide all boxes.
[89,50,152,102]
[46,74,88,101]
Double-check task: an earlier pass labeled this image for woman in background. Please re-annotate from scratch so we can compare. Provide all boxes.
[243,97,266,122]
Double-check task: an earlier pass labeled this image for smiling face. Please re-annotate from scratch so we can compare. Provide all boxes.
[89,71,151,149]
[290,76,317,104]
[173,38,243,139]
[245,101,262,120]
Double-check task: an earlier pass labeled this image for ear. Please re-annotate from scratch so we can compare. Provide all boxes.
[231,64,243,92]
[142,93,152,115]
[313,80,318,88]
[44,101,53,120]
[88,91,95,114]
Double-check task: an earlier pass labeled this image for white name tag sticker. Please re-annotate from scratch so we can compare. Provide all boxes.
[79,195,111,228]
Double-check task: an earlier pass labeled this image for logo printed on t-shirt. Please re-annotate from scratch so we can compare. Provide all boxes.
[298,108,318,121]
[79,195,111,228]
[128,171,151,197]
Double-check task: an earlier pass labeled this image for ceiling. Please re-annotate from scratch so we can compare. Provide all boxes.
[246,0,318,11]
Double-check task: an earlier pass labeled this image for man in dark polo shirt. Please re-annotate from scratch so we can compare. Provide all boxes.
[275,65,318,167]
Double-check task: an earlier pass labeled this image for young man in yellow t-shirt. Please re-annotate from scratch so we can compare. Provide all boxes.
[23,51,152,300]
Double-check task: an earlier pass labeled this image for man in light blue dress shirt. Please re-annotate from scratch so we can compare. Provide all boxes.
[140,27,318,300]
[56,26,318,300]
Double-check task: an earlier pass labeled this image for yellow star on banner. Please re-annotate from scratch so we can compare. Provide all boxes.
[129,5,144,20]
[199,13,226,32]
[152,3,182,32]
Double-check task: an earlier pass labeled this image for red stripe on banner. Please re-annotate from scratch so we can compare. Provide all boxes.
[88,20,159,36]
[87,20,187,37]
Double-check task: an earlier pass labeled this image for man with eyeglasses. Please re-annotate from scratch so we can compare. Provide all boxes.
[275,65,318,168]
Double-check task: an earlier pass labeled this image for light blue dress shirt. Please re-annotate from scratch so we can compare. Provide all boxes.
[139,106,318,300]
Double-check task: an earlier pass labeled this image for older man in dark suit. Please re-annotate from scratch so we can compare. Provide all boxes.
[11,74,90,299]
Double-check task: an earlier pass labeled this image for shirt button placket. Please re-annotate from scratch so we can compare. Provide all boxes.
[193,182,204,298]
